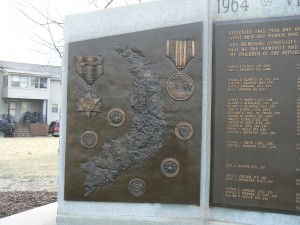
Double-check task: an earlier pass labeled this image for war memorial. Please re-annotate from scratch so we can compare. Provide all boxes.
[57,0,300,224]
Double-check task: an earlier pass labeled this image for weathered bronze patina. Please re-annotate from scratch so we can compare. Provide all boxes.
[80,131,98,149]
[166,73,194,101]
[166,40,195,70]
[75,56,103,118]
[175,121,194,141]
[77,91,101,118]
[160,158,180,178]
[128,178,146,197]
[211,16,300,215]
[75,56,103,86]
[107,108,125,127]
[166,40,195,101]
[65,22,203,205]
[80,44,166,196]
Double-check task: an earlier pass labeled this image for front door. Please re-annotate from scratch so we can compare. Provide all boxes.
[9,101,17,122]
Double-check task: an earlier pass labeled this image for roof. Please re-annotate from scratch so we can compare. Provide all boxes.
[0,60,61,80]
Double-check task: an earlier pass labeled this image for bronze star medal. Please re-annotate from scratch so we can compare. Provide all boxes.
[77,90,101,118]
[75,55,104,118]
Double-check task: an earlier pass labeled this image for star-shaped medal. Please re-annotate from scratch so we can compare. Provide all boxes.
[77,91,101,118]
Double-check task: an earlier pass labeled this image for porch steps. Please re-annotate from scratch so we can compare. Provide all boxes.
[13,123,31,137]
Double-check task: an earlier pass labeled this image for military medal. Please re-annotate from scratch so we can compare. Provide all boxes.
[80,131,99,149]
[160,157,180,178]
[107,108,126,127]
[75,56,103,118]
[128,178,146,197]
[166,40,195,101]
[175,121,194,141]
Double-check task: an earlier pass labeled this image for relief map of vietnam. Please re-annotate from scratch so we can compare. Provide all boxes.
[80,44,166,196]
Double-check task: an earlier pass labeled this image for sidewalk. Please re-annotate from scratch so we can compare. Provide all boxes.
[0,203,57,225]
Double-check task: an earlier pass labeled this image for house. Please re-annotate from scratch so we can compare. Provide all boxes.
[0,60,61,135]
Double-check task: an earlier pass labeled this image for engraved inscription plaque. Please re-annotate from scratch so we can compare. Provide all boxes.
[211,16,300,214]
[65,22,203,205]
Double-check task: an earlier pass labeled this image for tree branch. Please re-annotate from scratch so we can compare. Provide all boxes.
[104,0,114,8]
[12,0,64,59]
[12,1,63,28]
[89,0,99,8]
[12,0,143,63]
[46,18,63,58]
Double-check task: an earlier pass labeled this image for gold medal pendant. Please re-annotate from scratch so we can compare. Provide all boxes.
[166,40,195,101]
[75,56,103,118]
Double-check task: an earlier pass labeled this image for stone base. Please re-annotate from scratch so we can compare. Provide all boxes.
[57,216,204,225]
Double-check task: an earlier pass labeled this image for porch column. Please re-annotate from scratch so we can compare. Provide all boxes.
[42,100,48,124]
[7,98,10,122]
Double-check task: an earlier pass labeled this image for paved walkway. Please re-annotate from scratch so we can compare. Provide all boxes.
[0,202,57,225]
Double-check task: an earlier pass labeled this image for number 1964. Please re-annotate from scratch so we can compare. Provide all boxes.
[217,0,249,13]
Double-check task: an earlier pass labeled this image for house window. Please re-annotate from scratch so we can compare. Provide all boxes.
[11,75,20,87]
[30,77,39,88]
[40,77,47,88]
[9,75,47,89]
[3,76,8,88]
[20,76,29,88]
[52,104,59,113]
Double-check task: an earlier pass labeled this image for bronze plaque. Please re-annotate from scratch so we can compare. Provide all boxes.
[65,22,202,205]
[211,16,300,214]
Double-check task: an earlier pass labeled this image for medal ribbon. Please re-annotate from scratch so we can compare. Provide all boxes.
[166,40,195,71]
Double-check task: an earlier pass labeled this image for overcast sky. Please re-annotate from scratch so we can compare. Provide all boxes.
[0,0,153,66]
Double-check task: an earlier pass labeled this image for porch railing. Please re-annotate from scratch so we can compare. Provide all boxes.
[20,112,44,123]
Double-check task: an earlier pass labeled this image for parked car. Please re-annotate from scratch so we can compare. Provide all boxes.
[0,119,14,138]
[48,120,60,137]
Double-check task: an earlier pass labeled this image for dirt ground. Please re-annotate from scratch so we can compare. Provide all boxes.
[0,137,59,218]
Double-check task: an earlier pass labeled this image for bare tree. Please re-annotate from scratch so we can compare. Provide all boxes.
[90,0,143,9]
[12,0,64,61]
[12,0,144,63]
[90,0,114,8]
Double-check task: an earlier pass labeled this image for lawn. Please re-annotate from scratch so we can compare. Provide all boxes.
[0,137,59,192]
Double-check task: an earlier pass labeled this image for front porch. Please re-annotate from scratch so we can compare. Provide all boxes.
[12,122,49,137]
[2,98,49,136]
[2,99,47,124]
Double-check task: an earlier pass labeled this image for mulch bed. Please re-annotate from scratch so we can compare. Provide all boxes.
[0,191,57,219]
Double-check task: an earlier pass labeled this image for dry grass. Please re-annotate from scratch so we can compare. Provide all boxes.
[0,137,59,191]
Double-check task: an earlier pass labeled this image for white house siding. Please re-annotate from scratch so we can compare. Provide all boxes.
[0,61,61,125]
[0,70,8,119]
[48,79,61,123]
[3,87,49,100]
